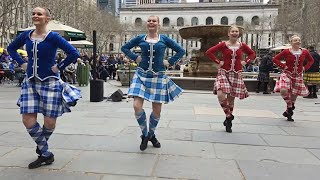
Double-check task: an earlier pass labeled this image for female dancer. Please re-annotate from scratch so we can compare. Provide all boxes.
[273,35,314,121]
[121,15,185,151]
[206,25,255,133]
[7,7,81,169]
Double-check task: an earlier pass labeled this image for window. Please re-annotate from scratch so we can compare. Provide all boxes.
[251,16,260,26]
[135,18,142,27]
[221,16,228,25]
[236,16,244,26]
[206,17,213,25]
[109,43,114,51]
[191,17,198,26]
[163,17,170,27]
[177,17,184,26]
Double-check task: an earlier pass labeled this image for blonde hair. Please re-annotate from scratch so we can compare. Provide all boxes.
[149,15,160,23]
[228,25,239,33]
[289,35,300,42]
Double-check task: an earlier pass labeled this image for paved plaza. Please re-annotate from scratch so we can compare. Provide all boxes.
[0,81,320,180]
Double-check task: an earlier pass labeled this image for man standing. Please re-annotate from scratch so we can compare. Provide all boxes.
[304,46,320,98]
[256,51,274,94]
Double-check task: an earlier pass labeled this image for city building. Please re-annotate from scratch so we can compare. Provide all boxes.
[268,0,304,13]
[199,0,226,2]
[98,0,121,16]
[229,0,263,3]
[117,2,282,57]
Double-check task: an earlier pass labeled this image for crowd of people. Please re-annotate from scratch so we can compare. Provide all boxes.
[0,48,129,85]
[0,49,27,86]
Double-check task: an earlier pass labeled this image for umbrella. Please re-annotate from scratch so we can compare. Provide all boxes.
[68,40,93,48]
[17,49,27,56]
[271,44,291,51]
[18,20,86,40]
[1,47,27,56]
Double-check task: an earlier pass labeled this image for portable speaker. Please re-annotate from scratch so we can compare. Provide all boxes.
[110,89,124,102]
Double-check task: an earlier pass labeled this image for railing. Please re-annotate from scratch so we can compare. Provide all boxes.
[166,71,281,80]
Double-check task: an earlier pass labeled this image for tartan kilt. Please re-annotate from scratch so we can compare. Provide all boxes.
[257,72,270,82]
[303,72,320,84]
[128,68,183,103]
[274,72,309,96]
[214,69,249,99]
[17,77,81,117]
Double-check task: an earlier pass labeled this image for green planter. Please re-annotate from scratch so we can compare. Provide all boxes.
[117,70,136,86]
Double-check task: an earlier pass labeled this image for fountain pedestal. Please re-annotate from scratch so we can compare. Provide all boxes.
[179,25,244,77]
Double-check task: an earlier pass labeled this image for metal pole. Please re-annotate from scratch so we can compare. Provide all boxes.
[92,30,97,80]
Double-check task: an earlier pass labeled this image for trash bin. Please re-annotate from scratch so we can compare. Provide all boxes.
[76,63,90,86]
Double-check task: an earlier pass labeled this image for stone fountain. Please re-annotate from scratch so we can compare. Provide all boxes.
[179,25,244,77]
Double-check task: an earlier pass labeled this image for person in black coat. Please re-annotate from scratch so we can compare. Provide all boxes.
[303,46,320,98]
[256,51,274,94]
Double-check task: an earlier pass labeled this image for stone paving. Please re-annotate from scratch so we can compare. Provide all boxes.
[0,80,320,180]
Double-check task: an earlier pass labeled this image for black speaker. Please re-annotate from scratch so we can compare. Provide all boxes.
[110,89,124,102]
[90,79,104,102]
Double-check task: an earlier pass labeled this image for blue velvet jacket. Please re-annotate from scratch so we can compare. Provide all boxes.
[121,34,185,72]
[7,30,80,81]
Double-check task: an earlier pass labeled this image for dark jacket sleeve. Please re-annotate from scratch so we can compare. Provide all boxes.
[52,32,80,70]
[121,35,143,62]
[7,31,28,65]
[164,35,185,65]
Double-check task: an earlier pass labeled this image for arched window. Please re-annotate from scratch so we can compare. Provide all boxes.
[163,17,170,27]
[177,17,184,26]
[191,17,198,26]
[135,18,142,27]
[109,43,114,51]
[251,16,260,26]
[206,17,213,25]
[221,16,228,25]
[236,16,244,26]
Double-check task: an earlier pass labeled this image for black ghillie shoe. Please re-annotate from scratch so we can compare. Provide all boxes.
[283,108,294,122]
[225,120,232,133]
[223,114,234,126]
[140,135,149,151]
[224,115,234,133]
[149,135,161,148]
[28,154,54,169]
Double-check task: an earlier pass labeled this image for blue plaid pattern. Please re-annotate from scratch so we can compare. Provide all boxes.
[27,122,51,157]
[128,68,183,103]
[135,110,148,137]
[42,126,54,140]
[18,78,81,117]
[148,112,160,136]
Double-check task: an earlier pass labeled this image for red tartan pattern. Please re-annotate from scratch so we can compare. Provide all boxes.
[214,69,249,99]
[274,72,309,96]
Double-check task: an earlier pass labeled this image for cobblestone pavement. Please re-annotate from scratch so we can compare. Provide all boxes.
[0,80,320,180]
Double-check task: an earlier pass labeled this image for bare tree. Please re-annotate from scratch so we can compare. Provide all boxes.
[301,0,320,49]
[1,0,124,52]
[0,0,37,47]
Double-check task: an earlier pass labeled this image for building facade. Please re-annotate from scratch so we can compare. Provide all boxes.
[118,2,282,57]
[268,0,304,13]
[98,0,121,16]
